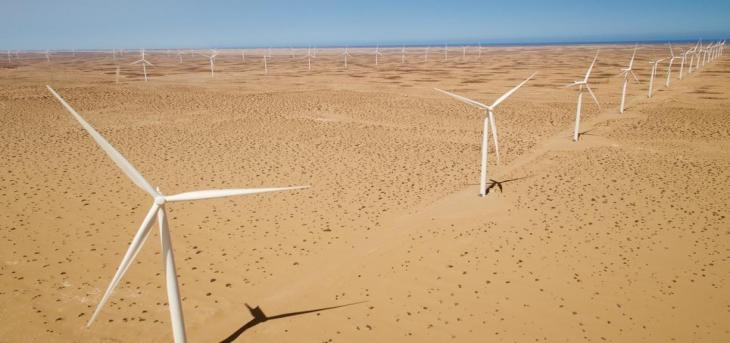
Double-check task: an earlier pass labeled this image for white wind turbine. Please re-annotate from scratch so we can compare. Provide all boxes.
[342,46,352,69]
[424,46,430,62]
[46,86,308,343]
[619,45,640,114]
[565,51,600,142]
[202,50,218,78]
[374,45,383,66]
[401,46,406,64]
[647,57,665,98]
[263,49,272,74]
[687,41,700,75]
[665,43,680,87]
[131,49,153,82]
[306,47,314,71]
[435,72,537,196]
[679,48,689,80]
[45,49,51,63]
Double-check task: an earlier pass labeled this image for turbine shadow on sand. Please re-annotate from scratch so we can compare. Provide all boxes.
[467,175,531,195]
[220,301,366,343]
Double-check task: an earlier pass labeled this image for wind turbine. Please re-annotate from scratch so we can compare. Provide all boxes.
[565,51,600,142]
[424,46,430,62]
[647,57,665,98]
[45,49,51,63]
[679,49,689,80]
[263,54,268,74]
[665,43,680,87]
[401,46,406,64]
[374,45,382,66]
[202,50,218,78]
[435,72,537,196]
[131,49,153,82]
[306,47,314,71]
[619,45,640,114]
[46,86,308,343]
[341,47,352,69]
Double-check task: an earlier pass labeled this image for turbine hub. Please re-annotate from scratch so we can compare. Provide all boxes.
[155,196,166,205]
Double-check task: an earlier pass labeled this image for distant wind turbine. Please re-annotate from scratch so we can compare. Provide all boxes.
[435,72,537,196]
[424,46,430,62]
[202,50,218,78]
[565,51,600,142]
[131,49,153,82]
[342,47,352,69]
[401,46,406,64]
[374,45,382,66]
[46,86,309,343]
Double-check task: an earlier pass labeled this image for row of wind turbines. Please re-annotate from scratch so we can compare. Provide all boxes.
[40,39,724,342]
[435,40,724,197]
[5,43,570,82]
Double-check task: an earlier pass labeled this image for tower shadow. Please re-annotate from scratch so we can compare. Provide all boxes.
[220,301,366,343]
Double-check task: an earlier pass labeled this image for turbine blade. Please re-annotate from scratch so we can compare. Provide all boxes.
[47,86,158,197]
[585,84,600,109]
[434,88,489,110]
[584,51,599,82]
[165,186,309,202]
[490,72,537,108]
[630,71,640,83]
[87,204,160,326]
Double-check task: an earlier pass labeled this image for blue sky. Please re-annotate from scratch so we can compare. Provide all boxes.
[1,0,729,50]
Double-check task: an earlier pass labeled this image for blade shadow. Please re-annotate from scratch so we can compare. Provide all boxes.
[220,301,366,343]
[466,175,531,195]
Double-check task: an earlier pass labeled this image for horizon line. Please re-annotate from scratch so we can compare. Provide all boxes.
[5,37,726,52]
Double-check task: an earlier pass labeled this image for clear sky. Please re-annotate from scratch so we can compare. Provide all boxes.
[2,0,729,50]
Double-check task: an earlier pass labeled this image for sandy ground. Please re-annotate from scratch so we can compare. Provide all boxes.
[0,44,728,342]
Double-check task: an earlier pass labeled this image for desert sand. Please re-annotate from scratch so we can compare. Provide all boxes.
[0,44,728,342]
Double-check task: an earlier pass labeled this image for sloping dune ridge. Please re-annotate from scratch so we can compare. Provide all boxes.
[0,45,728,342]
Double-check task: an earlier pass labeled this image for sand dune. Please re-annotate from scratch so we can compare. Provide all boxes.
[0,45,728,342]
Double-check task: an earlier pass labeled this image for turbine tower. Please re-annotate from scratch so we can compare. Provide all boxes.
[46,86,308,343]
[435,72,537,196]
